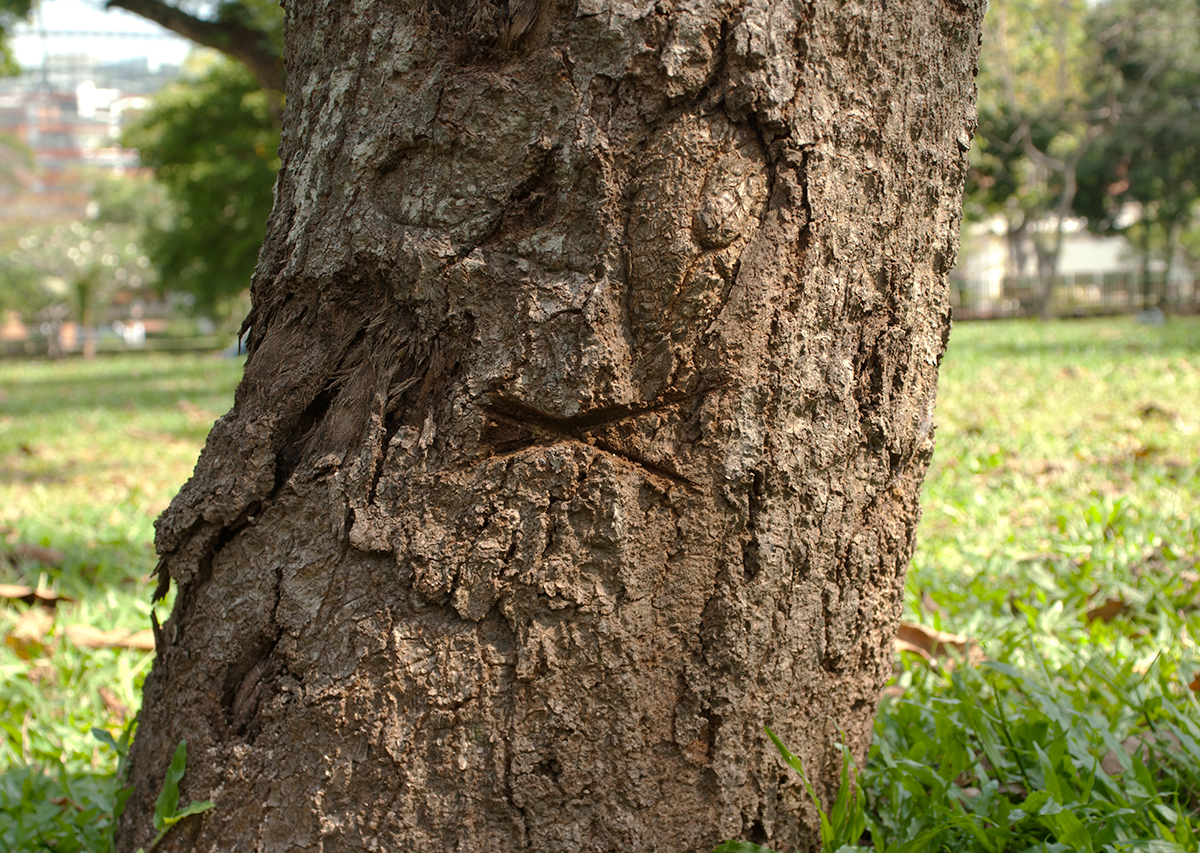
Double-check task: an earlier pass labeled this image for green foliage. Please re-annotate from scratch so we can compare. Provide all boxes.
[213,0,284,56]
[869,650,1200,851]
[150,740,214,848]
[1073,0,1200,276]
[0,0,33,76]
[0,725,133,853]
[0,173,163,322]
[772,728,865,853]
[124,57,281,315]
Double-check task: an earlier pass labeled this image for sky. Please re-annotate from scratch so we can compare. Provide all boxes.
[11,0,193,70]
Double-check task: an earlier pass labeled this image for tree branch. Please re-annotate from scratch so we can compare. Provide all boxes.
[105,0,284,93]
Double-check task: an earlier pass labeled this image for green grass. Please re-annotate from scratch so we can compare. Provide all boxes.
[2,318,1199,851]
[861,318,1200,852]
[0,353,242,851]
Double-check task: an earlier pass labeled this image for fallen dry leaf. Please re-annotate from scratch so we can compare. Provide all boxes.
[4,543,66,567]
[5,608,55,659]
[1101,730,1184,776]
[895,621,983,668]
[177,399,220,426]
[99,686,129,721]
[26,664,55,685]
[919,590,946,615]
[64,624,155,651]
[1086,597,1130,623]
[997,781,1028,797]
[895,638,936,664]
[1139,403,1177,420]
[0,583,70,608]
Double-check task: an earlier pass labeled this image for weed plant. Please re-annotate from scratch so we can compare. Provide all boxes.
[1,319,1199,851]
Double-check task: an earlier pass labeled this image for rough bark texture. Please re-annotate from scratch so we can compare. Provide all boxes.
[120,0,983,850]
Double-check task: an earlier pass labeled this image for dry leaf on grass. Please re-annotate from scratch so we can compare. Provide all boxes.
[1085,597,1130,623]
[919,590,946,615]
[1100,730,1184,776]
[1138,403,1177,420]
[0,583,70,608]
[26,664,55,685]
[3,543,66,567]
[895,621,984,669]
[177,399,220,426]
[64,624,155,650]
[5,608,55,659]
[997,781,1028,797]
[99,686,129,721]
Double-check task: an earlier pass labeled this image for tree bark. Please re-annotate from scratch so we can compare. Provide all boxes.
[119,0,983,850]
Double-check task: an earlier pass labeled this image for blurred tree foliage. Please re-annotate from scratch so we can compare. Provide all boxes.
[107,1,284,320]
[967,0,1200,304]
[2,0,284,86]
[122,57,280,316]
[104,0,283,94]
[1073,0,1200,294]
[0,2,285,322]
[0,0,31,75]
[970,0,1116,314]
[0,173,161,355]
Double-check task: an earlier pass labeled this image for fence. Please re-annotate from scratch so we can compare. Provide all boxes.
[949,269,1200,319]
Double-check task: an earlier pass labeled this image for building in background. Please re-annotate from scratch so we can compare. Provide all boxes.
[951,215,1196,318]
[0,54,180,219]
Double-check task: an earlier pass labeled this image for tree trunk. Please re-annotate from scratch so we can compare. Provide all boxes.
[119,0,983,850]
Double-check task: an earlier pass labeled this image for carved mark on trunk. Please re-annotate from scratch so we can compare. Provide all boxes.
[478,385,722,488]
[479,145,560,246]
[227,654,281,741]
[741,467,766,581]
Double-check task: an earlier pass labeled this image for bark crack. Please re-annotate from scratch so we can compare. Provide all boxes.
[478,384,723,488]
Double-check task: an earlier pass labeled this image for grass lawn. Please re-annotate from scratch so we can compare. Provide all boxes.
[2,318,1199,851]
[0,353,243,850]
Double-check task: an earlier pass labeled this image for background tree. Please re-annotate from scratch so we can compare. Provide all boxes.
[1073,0,1200,309]
[104,0,283,98]
[122,57,281,320]
[1,175,158,357]
[972,0,1112,315]
[116,0,985,851]
[0,0,31,74]
[966,112,1065,286]
[968,0,1195,316]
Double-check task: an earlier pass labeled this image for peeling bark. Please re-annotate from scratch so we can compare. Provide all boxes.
[119,0,984,850]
